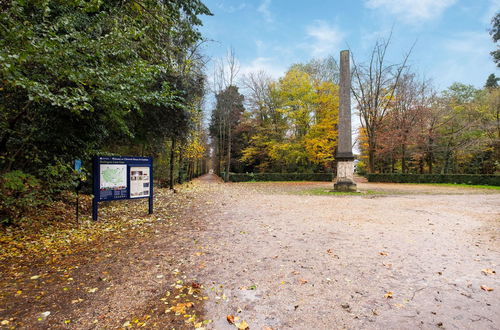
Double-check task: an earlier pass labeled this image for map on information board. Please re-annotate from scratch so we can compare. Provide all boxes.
[130,167,150,198]
[100,164,127,190]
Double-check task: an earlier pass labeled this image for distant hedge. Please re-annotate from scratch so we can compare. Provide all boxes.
[366,173,500,186]
[223,173,333,182]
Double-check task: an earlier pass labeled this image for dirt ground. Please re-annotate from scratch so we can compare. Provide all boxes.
[193,175,500,330]
[1,174,499,329]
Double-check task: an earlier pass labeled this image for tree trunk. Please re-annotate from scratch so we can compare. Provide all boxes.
[427,137,434,174]
[401,144,407,173]
[427,152,433,174]
[391,153,395,173]
[177,148,184,184]
[368,146,376,173]
[442,147,451,174]
[225,129,231,182]
[169,137,176,190]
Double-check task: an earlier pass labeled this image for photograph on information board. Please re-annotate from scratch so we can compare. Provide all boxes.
[130,167,150,198]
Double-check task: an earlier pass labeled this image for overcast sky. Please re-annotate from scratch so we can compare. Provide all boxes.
[198,0,499,91]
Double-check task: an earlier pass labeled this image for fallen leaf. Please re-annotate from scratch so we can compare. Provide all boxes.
[384,291,393,298]
[379,252,388,256]
[481,268,496,275]
[480,285,493,291]
[30,275,40,280]
[64,320,71,324]
[226,315,235,324]
[299,279,308,284]
[235,319,249,330]
[87,287,98,293]
[191,282,201,289]
[1,320,9,326]
[170,302,194,315]
[262,327,274,330]
[326,249,333,254]
[39,311,50,321]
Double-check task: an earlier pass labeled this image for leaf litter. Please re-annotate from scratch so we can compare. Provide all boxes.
[0,180,214,328]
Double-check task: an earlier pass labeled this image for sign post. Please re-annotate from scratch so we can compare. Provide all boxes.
[74,159,82,223]
[92,156,153,221]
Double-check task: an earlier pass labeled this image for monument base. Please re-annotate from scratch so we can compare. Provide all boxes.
[334,160,357,192]
[334,181,357,192]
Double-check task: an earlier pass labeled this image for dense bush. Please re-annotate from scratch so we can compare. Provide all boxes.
[223,172,333,182]
[366,173,500,186]
[0,171,46,224]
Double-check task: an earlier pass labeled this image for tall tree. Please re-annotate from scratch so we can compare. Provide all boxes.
[210,86,244,179]
[485,73,499,88]
[490,12,500,67]
[351,35,412,173]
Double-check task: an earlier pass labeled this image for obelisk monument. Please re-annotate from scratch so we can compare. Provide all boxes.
[334,50,357,192]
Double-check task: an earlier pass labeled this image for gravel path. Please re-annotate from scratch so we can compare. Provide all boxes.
[193,175,500,330]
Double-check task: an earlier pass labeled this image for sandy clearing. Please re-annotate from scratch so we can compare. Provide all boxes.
[193,175,500,330]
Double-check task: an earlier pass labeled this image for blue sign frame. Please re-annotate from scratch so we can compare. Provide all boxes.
[92,156,153,221]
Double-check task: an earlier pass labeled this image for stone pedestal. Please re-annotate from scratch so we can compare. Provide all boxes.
[334,160,357,192]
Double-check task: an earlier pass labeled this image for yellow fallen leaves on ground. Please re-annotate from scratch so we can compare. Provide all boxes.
[481,268,496,275]
[384,291,394,298]
[168,302,194,315]
[480,285,493,291]
[226,315,249,329]
[236,319,249,330]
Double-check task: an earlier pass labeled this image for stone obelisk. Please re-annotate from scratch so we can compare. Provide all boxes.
[334,50,357,192]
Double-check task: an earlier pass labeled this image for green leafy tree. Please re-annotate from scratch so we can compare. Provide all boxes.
[485,73,499,89]
[0,0,212,221]
[490,12,500,67]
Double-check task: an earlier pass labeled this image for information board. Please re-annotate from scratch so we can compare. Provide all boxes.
[92,156,153,220]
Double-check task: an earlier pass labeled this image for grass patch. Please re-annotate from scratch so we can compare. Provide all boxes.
[293,188,385,196]
[412,183,500,190]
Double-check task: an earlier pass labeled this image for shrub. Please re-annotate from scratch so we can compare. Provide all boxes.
[224,172,333,182]
[37,160,76,196]
[366,173,500,186]
[0,171,46,224]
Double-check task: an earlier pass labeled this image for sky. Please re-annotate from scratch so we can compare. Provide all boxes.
[198,0,499,91]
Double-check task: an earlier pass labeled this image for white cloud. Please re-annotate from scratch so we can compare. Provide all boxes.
[365,0,456,23]
[216,1,247,13]
[258,0,273,23]
[482,0,500,24]
[444,31,490,55]
[239,57,286,79]
[305,20,344,57]
[434,31,495,88]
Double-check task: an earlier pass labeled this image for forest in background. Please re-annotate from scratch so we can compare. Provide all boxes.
[209,24,499,178]
[1,1,499,224]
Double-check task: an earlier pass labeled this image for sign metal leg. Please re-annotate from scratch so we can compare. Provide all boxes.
[92,198,98,221]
